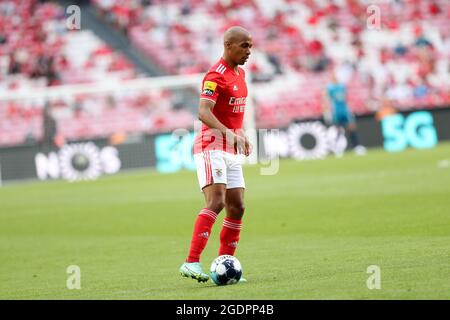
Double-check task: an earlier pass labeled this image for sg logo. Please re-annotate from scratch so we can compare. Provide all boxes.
[155,131,196,173]
[381,111,438,152]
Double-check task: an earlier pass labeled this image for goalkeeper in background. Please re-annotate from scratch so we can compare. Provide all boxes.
[322,72,367,156]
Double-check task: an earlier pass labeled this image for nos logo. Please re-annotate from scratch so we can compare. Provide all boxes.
[155,131,195,173]
[35,143,121,182]
[381,111,438,152]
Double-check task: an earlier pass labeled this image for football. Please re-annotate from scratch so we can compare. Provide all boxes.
[210,255,242,285]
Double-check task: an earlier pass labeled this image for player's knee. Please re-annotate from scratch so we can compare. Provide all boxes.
[227,203,245,218]
[206,198,226,213]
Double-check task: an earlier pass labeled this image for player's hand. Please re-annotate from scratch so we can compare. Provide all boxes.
[235,134,252,157]
[244,136,253,156]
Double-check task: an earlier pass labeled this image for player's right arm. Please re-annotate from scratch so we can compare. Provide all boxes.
[198,99,229,136]
[198,72,250,156]
[198,99,250,156]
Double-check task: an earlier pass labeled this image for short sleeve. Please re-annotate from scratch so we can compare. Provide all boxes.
[200,72,225,104]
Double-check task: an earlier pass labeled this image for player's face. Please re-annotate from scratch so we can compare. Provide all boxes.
[230,37,253,65]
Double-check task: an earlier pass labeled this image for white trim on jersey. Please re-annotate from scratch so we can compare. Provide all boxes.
[216,64,226,74]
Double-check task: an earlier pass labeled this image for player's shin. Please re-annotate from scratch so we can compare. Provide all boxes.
[218,217,242,256]
[186,208,218,263]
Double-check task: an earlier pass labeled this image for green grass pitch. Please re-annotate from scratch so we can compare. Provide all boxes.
[1,143,450,299]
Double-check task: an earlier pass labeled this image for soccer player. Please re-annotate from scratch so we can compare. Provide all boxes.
[322,72,367,155]
[179,26,253,283]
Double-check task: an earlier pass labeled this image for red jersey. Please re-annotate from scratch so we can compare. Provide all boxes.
[193,58,248,154]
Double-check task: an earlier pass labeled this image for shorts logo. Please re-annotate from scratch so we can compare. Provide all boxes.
[202,81,217,96]
[215,169,223,177]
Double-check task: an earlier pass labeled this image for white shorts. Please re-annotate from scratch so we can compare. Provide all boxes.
[194,150,246,191]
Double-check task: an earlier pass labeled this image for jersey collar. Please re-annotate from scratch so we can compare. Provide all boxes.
[220,57,239,76]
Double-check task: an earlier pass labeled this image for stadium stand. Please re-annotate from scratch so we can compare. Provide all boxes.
[93,0,450,128]
[1,0,449,146]
[0,0,194,146]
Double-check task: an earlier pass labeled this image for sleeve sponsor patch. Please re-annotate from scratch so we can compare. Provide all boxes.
[202,81,217,96]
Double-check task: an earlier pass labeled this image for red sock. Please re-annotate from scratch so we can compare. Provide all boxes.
[218,218,242,256]
[186,208,218,263]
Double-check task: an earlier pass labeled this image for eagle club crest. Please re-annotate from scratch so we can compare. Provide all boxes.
[215,169,223,177]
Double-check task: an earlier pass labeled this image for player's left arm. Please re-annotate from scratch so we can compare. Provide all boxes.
[235,68,252,156]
